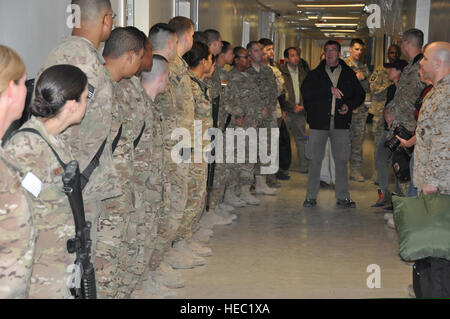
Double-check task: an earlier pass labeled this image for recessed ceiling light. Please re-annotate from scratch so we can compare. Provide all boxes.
[320,29,356,33]
[315,23,358,27]
[308,16,360,20]
[297,4,365,8]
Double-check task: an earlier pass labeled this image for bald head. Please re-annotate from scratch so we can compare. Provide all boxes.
[425,42,450,67]
[420,41,450,84]
[72,0,111,23]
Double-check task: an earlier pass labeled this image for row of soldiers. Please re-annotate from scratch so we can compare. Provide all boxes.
[0,0,284,299]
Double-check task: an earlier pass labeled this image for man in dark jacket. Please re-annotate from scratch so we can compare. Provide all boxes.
[301,40,366,208]
[279,47,310,173]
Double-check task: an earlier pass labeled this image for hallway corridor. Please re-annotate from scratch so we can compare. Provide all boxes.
[176,126,412,299]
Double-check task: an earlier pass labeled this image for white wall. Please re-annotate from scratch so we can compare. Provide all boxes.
[0,0,72,79]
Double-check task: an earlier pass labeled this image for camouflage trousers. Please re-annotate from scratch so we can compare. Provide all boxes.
[255,118,279,176]
[96,192,133,299]
[176,161,208,241]
[349,107,369,170]
[147,162,189,273]
[212,132,241,201]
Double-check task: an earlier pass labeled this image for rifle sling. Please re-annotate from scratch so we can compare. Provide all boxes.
[11,128,67,169]
[81,124,122,189]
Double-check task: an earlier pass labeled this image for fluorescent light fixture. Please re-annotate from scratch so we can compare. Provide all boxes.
[320,29,356,32]
[307,16,360,20]
[297,4,365,8]
[315,23,358,27]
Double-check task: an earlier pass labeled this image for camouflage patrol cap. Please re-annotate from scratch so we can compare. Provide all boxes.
[383,59,408,71]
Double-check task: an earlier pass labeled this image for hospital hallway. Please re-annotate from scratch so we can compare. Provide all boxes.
[176,124,412,299]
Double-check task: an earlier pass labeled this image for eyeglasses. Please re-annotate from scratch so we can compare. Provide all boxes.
[324,48,339,53]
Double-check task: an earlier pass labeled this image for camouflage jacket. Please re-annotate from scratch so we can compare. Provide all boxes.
[170,55,196,143]
[228,68,264,129]
[0,146,35,299]
[245,64,278,116]
[38,36,121,202]
[5,117,75,298]
[154,82,185,211]
[386,54,426,133]
[204,66,222,100]
[344,57,371,93]
[135,94,166,211]
[189,70,213,151]
[414,74,450,194]
[369,66,392,115]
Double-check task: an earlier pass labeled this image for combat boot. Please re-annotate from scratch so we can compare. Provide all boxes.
[350,170,365,182]
[141,276,177,298]
[164,246,205,269]
[174,239,212,258]
[193,227,213,243]
[266,174,281,188]
[218,202,235,212]
[224,188,246,208]
[150,262,185,289]
[255,175,276,196]
[186,239,213,257]
[240,185,261,205]
[200,209,233,227]
[215,208,237,221]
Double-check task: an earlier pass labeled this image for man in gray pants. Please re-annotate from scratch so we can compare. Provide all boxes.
[301,40,366,208]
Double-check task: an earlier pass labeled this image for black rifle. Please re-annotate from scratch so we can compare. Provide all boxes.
[64,161,97,299]
[205,96,220,212]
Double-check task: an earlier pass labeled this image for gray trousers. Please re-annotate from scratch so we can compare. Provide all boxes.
[306,118,350,200]
[375,130,391,192]
[285,112,309,171]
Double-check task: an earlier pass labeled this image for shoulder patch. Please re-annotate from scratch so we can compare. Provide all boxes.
[87,83,96,99]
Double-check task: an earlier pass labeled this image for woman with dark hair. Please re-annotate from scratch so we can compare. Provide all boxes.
[173,42,216,255]
[5,64,88,298]
[0,45,35,299]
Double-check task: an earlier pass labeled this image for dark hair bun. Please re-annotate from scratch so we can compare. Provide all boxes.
[29,65,88,119]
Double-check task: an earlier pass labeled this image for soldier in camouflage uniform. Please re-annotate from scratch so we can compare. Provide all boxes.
[171,42,216,266]
[36,0,122,273]
[369,45,400,147]
[414,41,450,195]
[0,46,35,299]
[412,41,450,298]
[204,39,245,213]
[110,27,153,299]
[136,65,172,297]
[99,27,145,298]
[146,23,188,288]
[227,47,264,204]
[259,38,285,187]
[368,44,400,183]
[165,18,213,270]
[246,41,278,195]
[6,65,89,298]
[203,32,229,212]
[344,39,371,182]
[385,29,426,196]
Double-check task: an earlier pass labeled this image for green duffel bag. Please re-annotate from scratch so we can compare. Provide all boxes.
[393,193,450,262]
